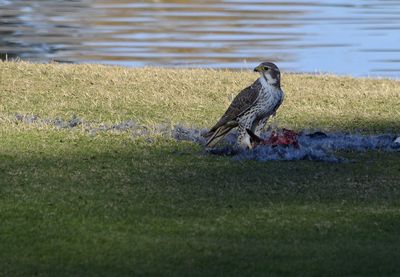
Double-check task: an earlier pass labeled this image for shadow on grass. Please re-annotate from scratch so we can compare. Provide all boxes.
[1,131,400,276]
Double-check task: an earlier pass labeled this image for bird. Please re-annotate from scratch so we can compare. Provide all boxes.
[203,62,284,149]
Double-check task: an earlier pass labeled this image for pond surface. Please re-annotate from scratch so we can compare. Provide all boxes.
[1,0,399,77]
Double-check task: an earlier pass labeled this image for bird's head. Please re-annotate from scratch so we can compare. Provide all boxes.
[254,62,281,87]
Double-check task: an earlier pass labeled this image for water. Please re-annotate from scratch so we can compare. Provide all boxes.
[1,0,399,77]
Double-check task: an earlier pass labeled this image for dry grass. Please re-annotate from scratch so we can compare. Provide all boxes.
[1,61,400,132]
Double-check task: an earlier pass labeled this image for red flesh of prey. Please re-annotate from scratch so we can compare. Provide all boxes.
[248,129,299,148]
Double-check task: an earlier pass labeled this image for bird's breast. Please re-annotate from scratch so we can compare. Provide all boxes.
[257,87,284,116]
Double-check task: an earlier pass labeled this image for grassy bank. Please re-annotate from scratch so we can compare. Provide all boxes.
[1,61,400,131]
[1,61,400,276]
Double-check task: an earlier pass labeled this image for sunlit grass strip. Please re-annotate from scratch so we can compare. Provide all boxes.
[1,61,399,132]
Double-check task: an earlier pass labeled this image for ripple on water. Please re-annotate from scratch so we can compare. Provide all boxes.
[0,0,399,77]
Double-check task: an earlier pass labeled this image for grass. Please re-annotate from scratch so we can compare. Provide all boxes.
[1,61,400,276]
[1,61,400,131]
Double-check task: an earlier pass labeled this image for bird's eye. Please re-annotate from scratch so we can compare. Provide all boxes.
[263,66,269,70]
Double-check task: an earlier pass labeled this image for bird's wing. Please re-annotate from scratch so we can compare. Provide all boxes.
[205,79,261,136]
[205,121,238,147]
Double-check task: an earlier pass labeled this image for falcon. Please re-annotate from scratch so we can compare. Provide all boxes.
[204,62,284,149]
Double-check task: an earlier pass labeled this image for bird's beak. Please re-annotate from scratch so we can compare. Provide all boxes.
[253,65,261,72]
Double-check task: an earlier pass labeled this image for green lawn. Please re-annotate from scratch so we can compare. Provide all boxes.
[1,62,400,276]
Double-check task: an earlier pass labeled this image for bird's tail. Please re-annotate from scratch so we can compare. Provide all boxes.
[204,121,238,148]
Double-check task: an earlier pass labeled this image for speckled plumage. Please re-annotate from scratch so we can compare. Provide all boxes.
[204,62,284,148]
